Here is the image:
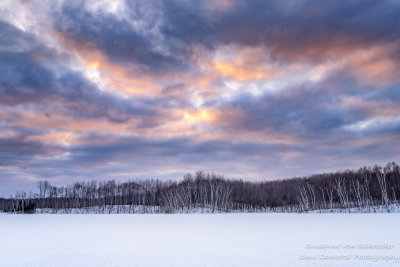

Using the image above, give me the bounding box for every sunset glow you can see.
[1,0,400,194]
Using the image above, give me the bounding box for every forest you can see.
[1,162,399,213]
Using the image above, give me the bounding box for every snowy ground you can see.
[32,203,400,214]
[307,203,400,213]
[1,214,400,267]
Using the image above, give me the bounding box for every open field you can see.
[1,213,400,266]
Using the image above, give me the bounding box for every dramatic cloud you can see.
[1,0,399,195]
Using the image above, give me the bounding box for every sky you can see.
[1,0,400,195]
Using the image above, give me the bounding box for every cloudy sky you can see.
[1,0,400,195]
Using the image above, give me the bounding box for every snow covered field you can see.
[1,214,400,267]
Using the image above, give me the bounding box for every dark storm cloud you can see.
[0,21,57,104]
[0,20,37,51]
[0,51,56,104]
[215,68,400,143]
[54,2,185,72]
[162,0,400,60]
[217,80,355,136]
[161,1,217,46]
[368,86,400,102]
[0,51,160,126]
[44,135,301,171]
[0,137,62,166]
[0,21,162,126]
[53,72,162,124]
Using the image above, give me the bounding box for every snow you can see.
[1,213,400,267]
[307,203,400,213]
[35,205,162,214]
[33,205,298,214]
[33,203,400,214]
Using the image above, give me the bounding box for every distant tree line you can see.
[1,162,399,213]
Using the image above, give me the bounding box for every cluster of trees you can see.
[1,162,399,213]
[296,162,400,211]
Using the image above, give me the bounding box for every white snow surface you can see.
[1,213,400,267]
[307,203,400,213]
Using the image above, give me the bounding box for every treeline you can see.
[1,162,399,213]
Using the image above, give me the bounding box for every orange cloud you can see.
[213,61,268,81]
[24,132,76,146]
[348,45,399,86]
[52,30,236,105]
[277,40,400,86]
[183,109,217,123]
[211,46,281,82]
[196,106,303,145]
[265,40,400,86]
[52,30,162,97]
[1,105,219,144]
[7,105,301,146]
[144,108,220,138]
